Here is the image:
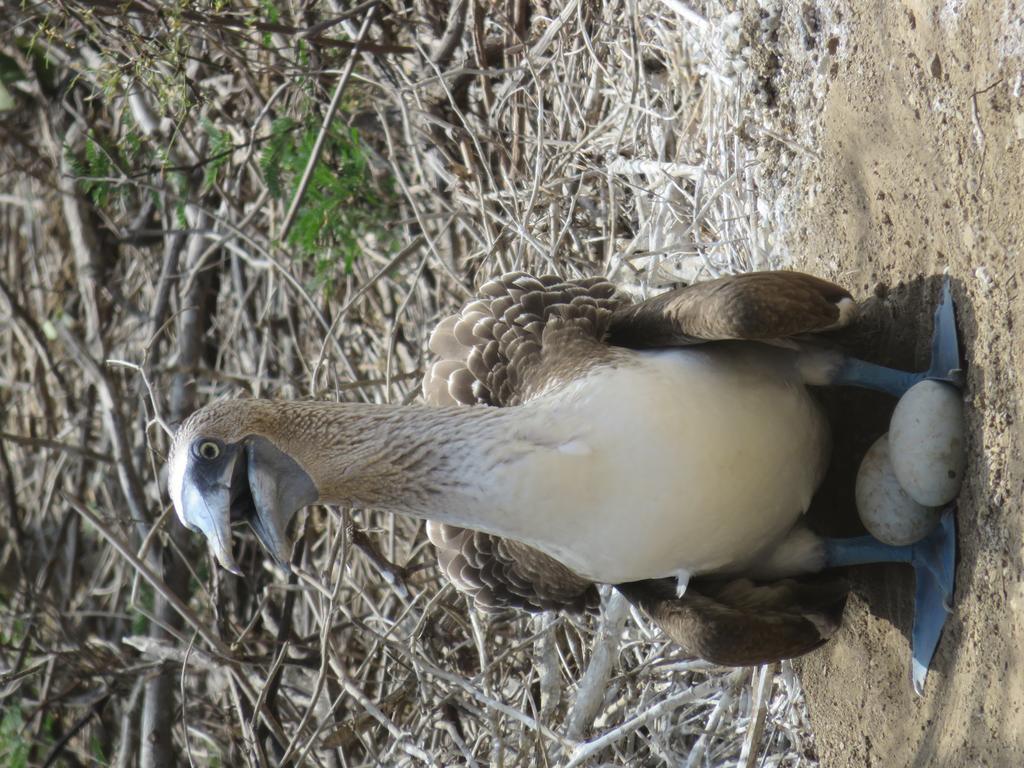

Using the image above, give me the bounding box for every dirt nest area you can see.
[755,2,1024,765]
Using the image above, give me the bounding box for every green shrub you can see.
[260,117,395,283]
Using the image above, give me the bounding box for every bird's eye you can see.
[194,440,221,460]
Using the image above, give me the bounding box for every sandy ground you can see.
[758,2,1024,765]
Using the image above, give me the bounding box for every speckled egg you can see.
[889,380,966,507]
[856,433,943,545]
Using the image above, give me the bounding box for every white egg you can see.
[856,434,942,545]
[889,380,966,506]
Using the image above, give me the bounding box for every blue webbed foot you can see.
[822,507,956,695]
[924,278,963,387]
[831,277,963,396]
[909,509,956,695]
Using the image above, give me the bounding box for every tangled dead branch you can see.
[1,0,823,764]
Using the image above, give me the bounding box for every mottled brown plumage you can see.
[427,522,599,613]
[422,272,624,408]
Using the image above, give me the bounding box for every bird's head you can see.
[167,400,318,574]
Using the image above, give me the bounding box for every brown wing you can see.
[422,272,624,612]
[427,522,599,613]
[607,271,853,348]
[617,577,848,666]
[422,272,624,408]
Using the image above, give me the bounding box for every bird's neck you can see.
[266,401,533,521]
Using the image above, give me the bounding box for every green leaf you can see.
[257,117,396,288]
[65,136,115,207]
[202,119,233,191]
[0,706,30,768]
[89,733,106,762]
[0,82,14,112]
[0,53,24,86]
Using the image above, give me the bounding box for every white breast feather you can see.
[476,346,830,584]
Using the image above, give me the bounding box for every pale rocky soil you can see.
[754,1,1024,765]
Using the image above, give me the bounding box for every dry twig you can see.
[1,0,819,764]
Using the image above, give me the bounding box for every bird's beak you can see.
[242,436,318,570]
[177,437,317,575]
[179,446,245,575]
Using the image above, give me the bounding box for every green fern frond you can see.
[202,119,233,190]
[257,117,394,284]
